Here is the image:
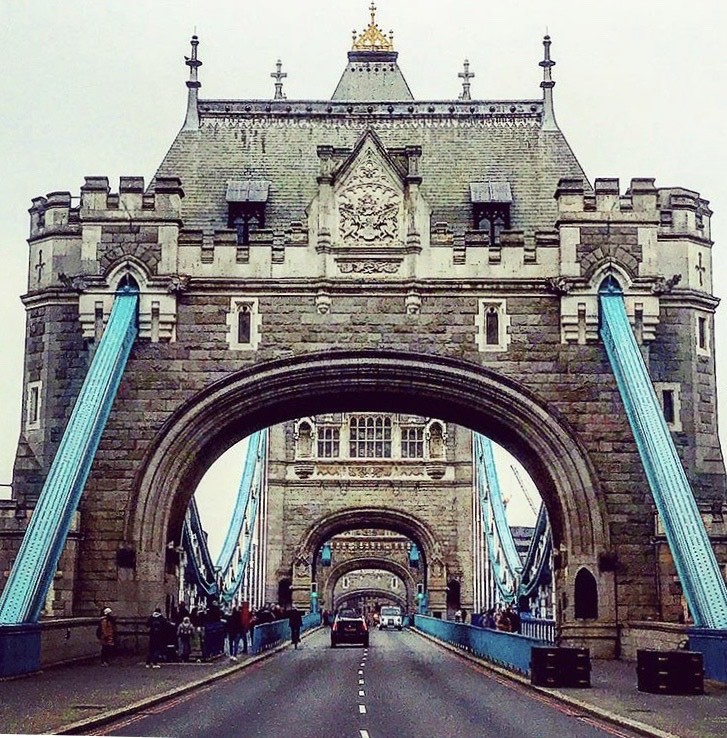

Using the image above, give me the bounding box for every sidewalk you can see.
[1,631,726,737]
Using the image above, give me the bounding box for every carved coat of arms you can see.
[337,149,401,247]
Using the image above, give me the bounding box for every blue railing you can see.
[414,615,549,675]
[0,285,138,624]
[251,612,321,655]
[599,278,727,628]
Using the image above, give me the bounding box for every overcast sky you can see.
[2,1,726,553]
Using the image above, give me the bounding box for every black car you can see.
[331,608,369,647]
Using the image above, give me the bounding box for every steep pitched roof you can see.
[331,50,414,101]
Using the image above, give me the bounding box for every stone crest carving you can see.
[338,261,399,274]
[338,149,401,247]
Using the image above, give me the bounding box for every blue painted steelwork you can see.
[218,430,268,604]
[0,285,138,625]
[688,628,727,683]
[182,497,219,598]
[409,543,420,567]
[414,614,548,675]
[321,542,332,566]
[599,278,727,628]
[215,432,263,575]
[518,503,552,601]
[473,433,522,601]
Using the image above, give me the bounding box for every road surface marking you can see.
[359,704,367,714]
[359,678,365,685]
[359,689,365,696]
[358,669,364,674]
[360,731,370,738]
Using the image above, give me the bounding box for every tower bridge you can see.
[1,2,727,684]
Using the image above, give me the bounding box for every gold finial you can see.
[352,2,394,52]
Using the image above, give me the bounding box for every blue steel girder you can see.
[599,280,727,629]
[0,286,139,624]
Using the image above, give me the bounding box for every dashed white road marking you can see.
[358,678,365,685]
[360,731,370,738]
[359,704,367,714]
[359,689,365,696]
[358,669,364,675]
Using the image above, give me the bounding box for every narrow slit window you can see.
[28,385,40,426]
[238,306,252,344]
[662,389,675,424]
[698,316,707,350]
[485,308,499,345]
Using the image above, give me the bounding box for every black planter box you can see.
[636,649,704,695]
[531,646,591,688]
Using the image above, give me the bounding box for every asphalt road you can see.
[93,628,642,738]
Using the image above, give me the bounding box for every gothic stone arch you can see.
[323,556,418,612]
[121,350,614,652]
[291,512,433,611]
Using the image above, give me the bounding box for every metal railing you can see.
[414,615,549,675]
[519,615,556,643]
[251,612,321,655]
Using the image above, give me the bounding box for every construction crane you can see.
[510,464,541,517]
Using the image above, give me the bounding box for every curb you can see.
[410,628,679,738]
[55,628,320,735]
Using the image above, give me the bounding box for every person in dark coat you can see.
[146,607,166,668]
[226,606,242,661]
[288,606,303,649]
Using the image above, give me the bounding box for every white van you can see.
[378,606,403,630]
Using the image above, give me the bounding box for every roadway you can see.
[91,627,642,738]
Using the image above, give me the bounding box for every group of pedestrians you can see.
[97,599,305,667]
[477,603,522,632]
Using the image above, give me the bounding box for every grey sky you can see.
[2,1,726,552]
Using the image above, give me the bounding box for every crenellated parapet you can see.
[553,176,715,344]
[26,176,185,342]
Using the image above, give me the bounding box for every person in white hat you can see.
[96,607,117,666]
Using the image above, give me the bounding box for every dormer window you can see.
[470,182,512,244]
[226,180,270,245]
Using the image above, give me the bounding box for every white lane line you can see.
[358,669,364,675]
[358,678,365,685]
[359,704,367,714]
[360,731,370,738]
[359,689,365,697]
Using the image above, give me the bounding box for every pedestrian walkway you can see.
[421,631,727,738]
[0,629,725,737]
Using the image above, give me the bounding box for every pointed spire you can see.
[458,59,475,101]
[539,35,558,131]
[271,59,287,100]
[183,34,202,131]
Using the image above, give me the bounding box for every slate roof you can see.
[154,42,588,239]
[332,51,414,101]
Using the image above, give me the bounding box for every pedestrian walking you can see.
[227,606,242,661]
[240,601,252,654]
[288,605,303,649]
[146,607,167,668]
[177,616,194,662]
[96,607,116,666]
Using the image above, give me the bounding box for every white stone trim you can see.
[695,311,711,357]
[226,297,261,351]
[475,299,511,352]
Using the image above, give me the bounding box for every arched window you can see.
[574,567,598,619]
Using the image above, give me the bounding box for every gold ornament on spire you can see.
[352,2,394,52]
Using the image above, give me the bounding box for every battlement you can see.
[29,176,184,240]
[555,177,712,240]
